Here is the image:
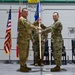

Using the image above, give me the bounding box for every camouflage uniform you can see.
[32,21,47,65]
[17,16,36,67]
[42,20,63,66]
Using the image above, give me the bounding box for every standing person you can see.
[32,18,47,66]
[17,8,37,72]
[42,12,63,72]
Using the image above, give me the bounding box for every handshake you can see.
[37,18,45,34]
[37,27,42,34]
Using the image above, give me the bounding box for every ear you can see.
[58,15,59,18]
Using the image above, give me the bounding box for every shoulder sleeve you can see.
[24,19,37,30]
[54,21,63,30]
[41,24,47,29]
[18,18,22,32]
[33,21,38,25]
[42,26,51,34]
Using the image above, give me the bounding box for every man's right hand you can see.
[37,27,42,34]
[37,27,42,30]
[33,39,35,43]
[37,18,42,24]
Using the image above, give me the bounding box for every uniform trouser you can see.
[33,41,45,63]
[53,40,62,66]
[18,40,30,66]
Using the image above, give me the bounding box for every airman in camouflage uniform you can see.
[17,8,37,72]
[42,12,63,72]
[32,19,47,66]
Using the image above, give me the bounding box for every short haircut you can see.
[53,12,59,16]
[22,8,28,12]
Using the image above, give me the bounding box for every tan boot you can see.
[25,64,31,71]
[35,63,38,66]
[39,59,44,66]
[20,66,29,72]
[35,59,38,66]
[51,65,61,72]
[41,63,44,66]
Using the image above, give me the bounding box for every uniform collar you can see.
[21,16,27,20]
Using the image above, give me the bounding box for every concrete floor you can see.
[0,61,75,75]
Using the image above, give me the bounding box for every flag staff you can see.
[38,2,42,60]
[8,6,11,64]
[4,6,12,64]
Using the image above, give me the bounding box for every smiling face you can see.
[53,12,59,22]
